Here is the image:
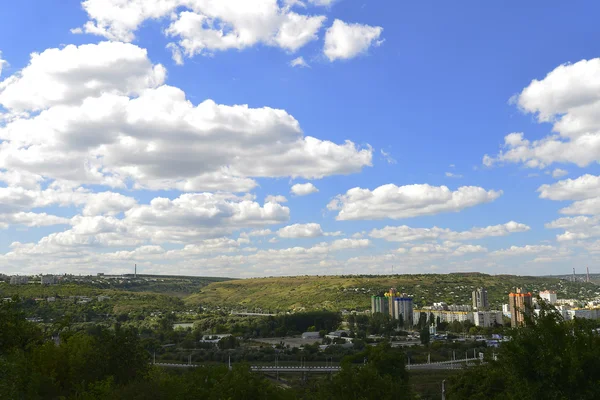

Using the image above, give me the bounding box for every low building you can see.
[426,303,472,312]
[327,330,350,338]
[539,290,557,305]
[301,332,321,340]
[473,311,503,327]
[414,309,474,325]
[40,275,57,285]
[566,308,600,320]
[429,324,437,335]
[556,299,580,307]
[10,276,28,285]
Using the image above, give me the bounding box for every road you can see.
[155,357,482,372]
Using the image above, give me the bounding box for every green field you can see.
[185,273,600,312]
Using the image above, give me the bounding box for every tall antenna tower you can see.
[587,266,590,283]
[573,267,576,282]
[134,264,137,278]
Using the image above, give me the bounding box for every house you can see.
[301,332,321,340]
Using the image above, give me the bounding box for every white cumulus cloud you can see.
[484,58,600,168]
[551,168,568,178]
[538,174,600,215]
[0,42,166,113]
[76,0,327,60]
[370,221,530,242]
[328,184,502,220]
[0,55,372,191]
[290,56,310,68]
[291,182,319,196]
[265,195,288,203]
[491,245,555,257]
[278,223,324,238]
[0,51,7,77]
[324,19,383,61]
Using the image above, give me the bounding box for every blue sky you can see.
[1,0,600,277]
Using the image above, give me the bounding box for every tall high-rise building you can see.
[472,287,489,310]
[384,288,413,325]
[371,295,389,315]
[509,288,532,327]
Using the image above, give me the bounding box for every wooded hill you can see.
[184,273,600,312]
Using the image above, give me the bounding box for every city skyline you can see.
[2,1,600,277]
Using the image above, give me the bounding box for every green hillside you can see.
[184,273,600,312]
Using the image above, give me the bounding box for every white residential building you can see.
[473,311,503,327]
[40,275,57,285]
[10,276,28,285]
[415,309,474,325]
[539,290,557,305]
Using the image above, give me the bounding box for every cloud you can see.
[123,193,290,242]
[4,192,290,252]
[0,42,166,113]
[370,221,530,242]
[538,174,600,215]
[278,223,324,238]
[538,174,600,201]
[380,149,396,164]
[551,168,568,178]
[247,229,273,237]
[0,51,7,77]
[76,0,326,60]
[328,184,502,220]
[491,245,555,257]
[397,242,487,257]
[560,198,600,215]
[265,195,288,203]
[0,60,372,191]
[165,10,326,57]
[0,185,135,216]
[166,43,184,65]
[284,0,338,7]
[81,192,138,216]
[545,215,600,241]
[323,19,383,61]
[0,212,70,229]
[484,58,600,168]
[445,172,462,178]
[291,182,319,196]
[290,56,310,68]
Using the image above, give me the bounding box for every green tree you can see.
[448,305,600,400]
[218,335,239,350]
[309,342,412,400]
[420,326,430,345]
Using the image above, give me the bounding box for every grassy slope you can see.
[184,273,600,312]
